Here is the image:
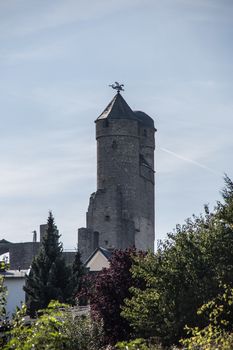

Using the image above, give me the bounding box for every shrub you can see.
[4,301,104,350]
[115,338,177,350]
[180,285,233,350]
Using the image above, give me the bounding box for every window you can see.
[93,231,99,249]
[112,140,117,150]
[103,120,109,128]
[105,215,110,222]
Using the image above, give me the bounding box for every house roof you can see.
[99,247,113,260]
[84,246,113,266]
[134,110,155,130]
[96,93,156,130]
[0,239,11,244]
[96,93,138,122]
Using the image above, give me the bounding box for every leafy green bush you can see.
[62,311,104,350]
[116,338,149,350]
[181,285,233,350]
[0,275,7,320]
[4,301,104,350]
[115,338,170,350]
[0,275,8,347]
[0,260,10,272]
[114,338,178,350]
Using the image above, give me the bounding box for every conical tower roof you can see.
[96,93,137,122]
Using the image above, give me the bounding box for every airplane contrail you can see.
[159,147,222,176]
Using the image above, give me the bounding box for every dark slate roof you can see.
[0,239,11,244]
[96,93,137,122]
[134,110,155,129]
[96,93,156,130]
[99,247,113,260]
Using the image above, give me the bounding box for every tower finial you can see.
[109,81,124,93]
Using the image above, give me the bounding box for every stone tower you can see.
[78,91,156,261]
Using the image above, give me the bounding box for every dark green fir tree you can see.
[24,212,71,316]
[68,249,85,305]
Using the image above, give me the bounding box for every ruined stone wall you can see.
[78,228,95,262]
[10,242,40,270]
[135,124,155,250]
[87,188,122,249]
[0,240,75,270]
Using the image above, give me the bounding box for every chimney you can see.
[32,230,37,242]
[40,224,48,242]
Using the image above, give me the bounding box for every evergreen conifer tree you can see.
[24,212,71,316]
[68,249,85,305]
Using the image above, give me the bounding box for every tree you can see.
[215,174,233,232]
[181,285,233,350]
[122,176,233,346]
[68,249,86,305]
[24,212,71,316]
[84,248,144,345]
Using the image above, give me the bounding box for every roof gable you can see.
[96,93,137,122]
[85,247,112,272]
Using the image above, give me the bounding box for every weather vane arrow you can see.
[109,81,124,93]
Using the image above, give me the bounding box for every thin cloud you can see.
[0,43,66,64]
[159,147,222,176]
[0,0,144,39]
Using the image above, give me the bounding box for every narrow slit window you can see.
[103,120,109,128]
[112,140,117,149]
[105,215,110,222]
[93,231,99,249]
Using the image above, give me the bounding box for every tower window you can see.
[105,215,110,222]
[103,120,109,128]
[143,129,147,137]
[112,140,117,150]
[93,231,99,249]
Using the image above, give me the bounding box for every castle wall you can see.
[135,124,155,250]
[87,188,122,249]
[96,119,140,249]
[78,228,95,262]
[96,119,139,193]
[0,241,75,270]
[10,242,40,270]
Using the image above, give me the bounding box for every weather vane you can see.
[109,82,124,93]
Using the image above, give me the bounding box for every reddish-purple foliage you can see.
[85,248,145,344]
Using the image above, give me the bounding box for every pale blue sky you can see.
[0,0,232,249]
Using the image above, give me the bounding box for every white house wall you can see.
[3,271,27,317]
[86,251,110,271]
